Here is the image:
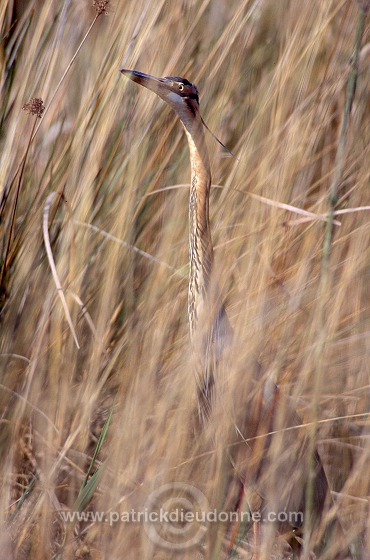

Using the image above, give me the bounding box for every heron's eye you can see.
[178,84,184,91]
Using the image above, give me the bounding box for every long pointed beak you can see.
[120,69,164,95]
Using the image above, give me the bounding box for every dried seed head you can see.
[93,0,110,15]
[22,98,45,118]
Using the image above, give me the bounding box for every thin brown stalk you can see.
[0,114,38,303]
[304,4,369,555]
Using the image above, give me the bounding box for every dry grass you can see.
[0,1,369,558]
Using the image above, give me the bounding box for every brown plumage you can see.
[121,70,230,415]
[120,69,350,558]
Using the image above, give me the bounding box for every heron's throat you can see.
[184,126,213,338]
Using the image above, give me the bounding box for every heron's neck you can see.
[183,121,213,339]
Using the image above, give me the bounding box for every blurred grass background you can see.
[0,0,369,558]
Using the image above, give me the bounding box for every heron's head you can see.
[121,69,200,124]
